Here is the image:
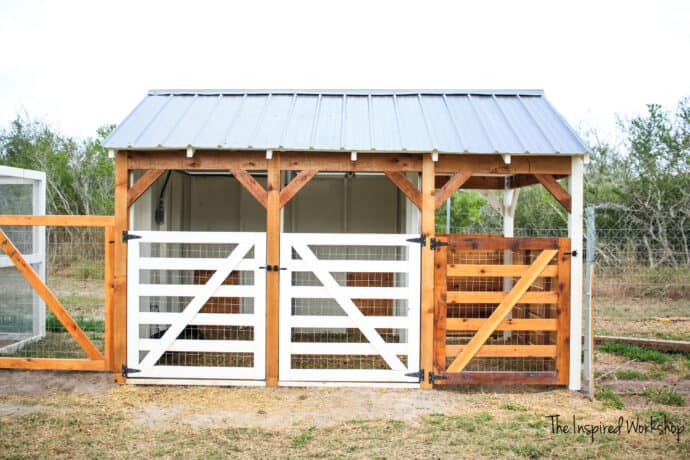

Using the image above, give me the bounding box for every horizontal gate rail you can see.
[434,235,571,385]
[0,215,114,372]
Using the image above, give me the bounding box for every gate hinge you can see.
[565,250,578,257]
[405,369,425,382]
[259,265,287,271]
[428,372,448,383]
[430,238,449,250]
[122,231,142,243]
[406,235,427,247]
[121,364,141,377]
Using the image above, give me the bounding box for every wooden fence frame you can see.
[0,215,115,371]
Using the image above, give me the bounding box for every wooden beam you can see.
[384,171,422,209]
[446,291,558,304]
[104,226,115,371]
[534,174,572,212]
[446,249,558,373]
[0,215,115,227]
[511,174,567,189]
[230,169,268,208]
[420,154,435,388]
[446,345,557,358]
[556,238,571,385]
[438,371,557,385]
[127,169,165,208]
[127,151,268,170]
[434,171,471,209]
[280,170,318,208]
[447,264,558,278]
[436,155,571,175]
[446,236,559,251]
[265,152,281,386]
[113,152,128,383]
[282,152,422,172]
[0,229,104,361]
[446,318,558,332]
[0,358,106,371]
[433,239,448,378]
[435,175,505,190]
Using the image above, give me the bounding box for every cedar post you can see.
[266,152,281,386]
[420,153,435,388]
[113,152,129,382]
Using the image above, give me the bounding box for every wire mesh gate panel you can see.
[433,236,570,385]
[126,231,266,381]
[279,233,420,384]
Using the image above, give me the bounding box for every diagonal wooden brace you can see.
[446,249,558,373]
[0,229,105,361]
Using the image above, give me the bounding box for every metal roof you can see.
[104,89,588,155]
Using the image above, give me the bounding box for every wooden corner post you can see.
[266,152,281,386]
[420,153,435,388]
[113,151,128,382]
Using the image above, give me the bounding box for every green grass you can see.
[599,342,674,364]
[291,426,316,449]
[501,402,528,411]
[595,387,625,409]
[642,387,687,407]
[615,369,647,380]
[45,312,104,332]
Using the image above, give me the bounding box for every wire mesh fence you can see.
[0,226,105,359]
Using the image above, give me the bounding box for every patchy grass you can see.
[501,401,528,411]
[643,387,687,407]
[599,342,675,364]
[596,387,625,409]
[615,369,647,380]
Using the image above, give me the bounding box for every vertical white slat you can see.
[127,236,142,369]
[568,156,584,391]
[405,239,421,374]
[279,235,293,381]
[252,234,267,379]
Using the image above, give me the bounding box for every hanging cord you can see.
[154,171,173,225]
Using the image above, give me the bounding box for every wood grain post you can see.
[113,151,129,383]
[556,238,571,385]
[420,154,435,388]
[104,225,115,370]
[266,152,281,386]
[433,241,448,376]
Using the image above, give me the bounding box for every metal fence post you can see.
[583,206,596,397]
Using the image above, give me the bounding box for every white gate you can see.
[279,233,420,384]
[127,231,265,382]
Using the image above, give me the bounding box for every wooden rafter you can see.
[127,169,165,208]
[280,170,318,208]
[384,171,422,209]
[534,174,572,212]
[434,171,471,209]
[445,249,558,373]
[0,229,105,362]
[230,169,268,208]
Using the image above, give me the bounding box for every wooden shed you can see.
[0,89,588,390]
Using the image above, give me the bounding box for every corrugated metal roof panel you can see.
[104,89,588,154]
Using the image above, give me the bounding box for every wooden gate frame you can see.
[0,215,115,371]
[433,236,571,385]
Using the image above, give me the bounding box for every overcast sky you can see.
[1,0,688,143]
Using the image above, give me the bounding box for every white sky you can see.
[1,0,688,143]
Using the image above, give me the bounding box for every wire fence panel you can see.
[0,225,108,365]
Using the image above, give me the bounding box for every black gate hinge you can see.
[122,231,142,243]
[428,372,448,383]
[430,238,449,250]
[565,250,578,257]
[259,265,287,271]
[121,364,141,377]
[405,369,425,382]
[406,235,427,247]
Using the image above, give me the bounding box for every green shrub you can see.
[615,370,646,380]
[599,342,673,364]
[74,258,104,280]
[595,387,625,409]
[642,387,687,407]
